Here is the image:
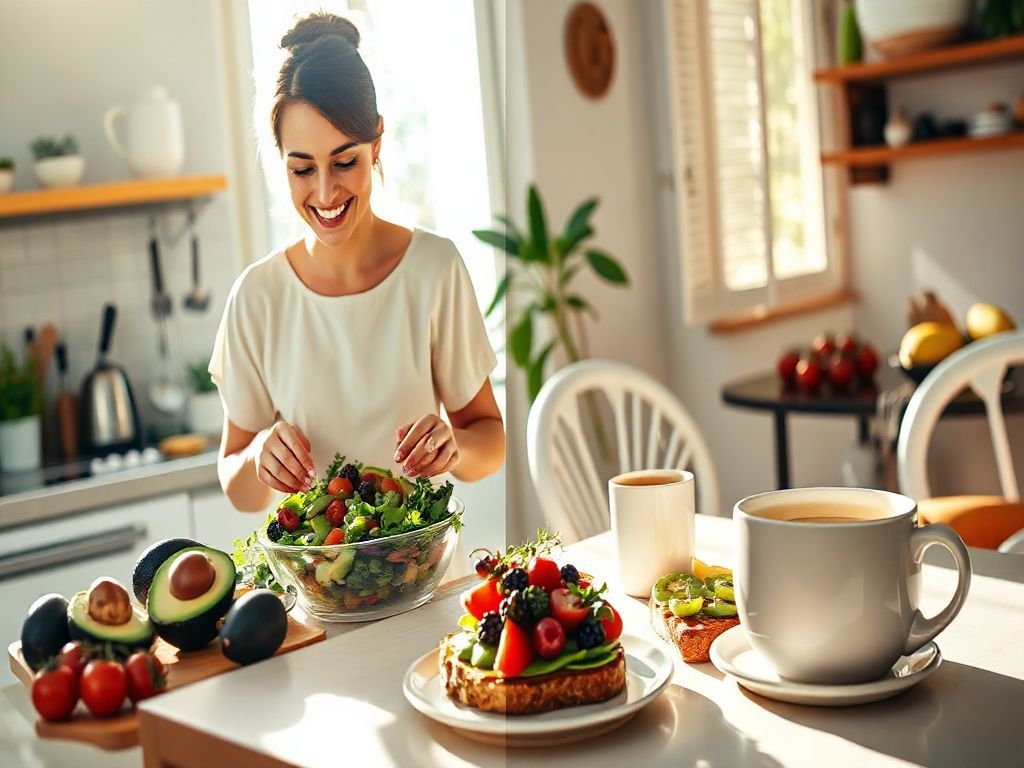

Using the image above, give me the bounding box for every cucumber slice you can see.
[704,599,738,618]
[310,515,332,544]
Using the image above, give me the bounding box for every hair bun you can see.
[281,12,360,51]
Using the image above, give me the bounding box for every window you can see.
[666,0,841,325]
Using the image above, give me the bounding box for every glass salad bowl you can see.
[258,498,462,622]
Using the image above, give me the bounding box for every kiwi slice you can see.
[714,579,735,602]
[704,599,738,618]
[669,595,703,617]
[653,573,703,605]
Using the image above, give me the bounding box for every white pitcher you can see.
[104,86,185,178]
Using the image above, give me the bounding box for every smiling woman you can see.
[210,12,505,514]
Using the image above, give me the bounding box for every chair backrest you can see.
[898,330,1024,503]
[527,359,720,542]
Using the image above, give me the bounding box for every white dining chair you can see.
[527,359,720,543]
[897,330,1024,554]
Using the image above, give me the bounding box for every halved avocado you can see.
[133,537,202,603]
[147,546,235,652]
[67,591,154,650]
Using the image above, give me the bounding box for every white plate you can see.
[402,634,673,746]
[710,627,941,706]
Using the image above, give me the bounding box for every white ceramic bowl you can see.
[33,155,85,188]
[0,169,13,194]
[856,0,970,56]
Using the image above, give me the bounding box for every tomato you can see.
[461,578,502,620]
[837,334,858,355]
[527,557,562,593]
[532,617,566,659]
[599,603,624,643]
[125,652,167,703]
[811,332,836,358]
[32,665,78,722]
[327,477,353,497]
[277,507,300,533]
[857,343,879,381]
[59,641,86,677]
[795,356,821,392]
[360,471,382,487]
[549,588,590,632]
[324,528,345,546]
[827,353,856,390]
[776,350,800,385]
[495,619,534,677]
[325,499,345,527]
[380,477,402,496]
[80,659,127,718]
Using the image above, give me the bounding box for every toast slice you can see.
[649,598,739,663]
[439,634,627,715]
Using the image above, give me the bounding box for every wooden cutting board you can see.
[8,614,325,750]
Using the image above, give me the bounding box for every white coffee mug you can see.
[609,469,694,597]
[734,487,971,685]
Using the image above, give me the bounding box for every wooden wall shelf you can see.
[815,34,1024,84]
[0,174,228,220]
[822,131,1024,167]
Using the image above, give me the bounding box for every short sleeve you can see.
[208,277,276,433]
[431,248,498,412]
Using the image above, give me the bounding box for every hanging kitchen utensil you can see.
[35,324,57,459]
[80,304,142,454]
[147,228,186,415]
[183,205,210,312]
[55,341,78,459]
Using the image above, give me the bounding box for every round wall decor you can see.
[564,2,615,99]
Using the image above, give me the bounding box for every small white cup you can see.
[609,469,695,597]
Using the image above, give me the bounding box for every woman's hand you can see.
[254,421,316,494]
[394,414,460,478]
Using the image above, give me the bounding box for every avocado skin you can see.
[152,585,234,652]
[21,594,70,671]
[132,537,202,603]
[219,590,288,665]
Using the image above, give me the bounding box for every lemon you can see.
[966,303,1016,341]
[899,322,963,368]
[691,557,732,582]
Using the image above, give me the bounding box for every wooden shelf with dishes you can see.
[0,174,228,220]
[814,34,1024,184]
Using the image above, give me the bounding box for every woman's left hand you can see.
[394,414,460,478]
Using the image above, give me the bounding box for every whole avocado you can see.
[21,594,70,671]
[133,537,202,603]
[219,590,287,666]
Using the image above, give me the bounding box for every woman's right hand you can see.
[253,421,316,494]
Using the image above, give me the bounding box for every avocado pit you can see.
[87,578,133,625]
[169,551,216,600]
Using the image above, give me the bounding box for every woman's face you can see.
[278,101,381,248]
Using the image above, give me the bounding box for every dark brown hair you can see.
[271,12,380,152]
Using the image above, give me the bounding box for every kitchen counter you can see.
[0,451,219,532]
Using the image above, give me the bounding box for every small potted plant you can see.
[185,361,222,436]
[31,134,84,189]
[0,343,42,473]
[0,157,14,194]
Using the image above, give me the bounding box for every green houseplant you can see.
[0,343,42,472]
[31,134,84,189]
[473,185,630,402]
[185,360,222,436]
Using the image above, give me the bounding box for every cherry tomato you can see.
[380,477,402,496]
[827,353,856,390]
[777,350,800,384]
[461,578,502,620]
[277,507,300,533]
[80,659,127,718]
[496,618,534,677]
[324,528,345,546]
[599,602,624,643]
[532,617,566,659]
[125,652,167,703]
[811,332,836,358]
[327,477,354,497]
[59,641,86,677]
[549,588,590,632]
[527,557,562,593]
[857,343,879,381]
[837,334,859,355]
[795,356,821,392]
[325,499,345,527]
[32,665,78,722]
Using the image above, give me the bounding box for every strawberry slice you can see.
[461,578,502,620]
[496,619,534,677]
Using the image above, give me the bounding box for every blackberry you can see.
[499,590,530,626]
[358,481,377,505]
[560,564,580,585]
[502,567,528,595]
[340,463,360,487]
[266,520,284,542]
[477,611,504,646]
[521,585,550,622]
[576,619,606,650]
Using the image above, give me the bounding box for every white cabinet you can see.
[0,493,191,687]
[189,487,263,554]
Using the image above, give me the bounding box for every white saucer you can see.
[402,634,673,746]
[709,627,941,706]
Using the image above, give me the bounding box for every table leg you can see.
[858,414,871,445]
[773,412,790,490]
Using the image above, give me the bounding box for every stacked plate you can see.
[856,0,970,58]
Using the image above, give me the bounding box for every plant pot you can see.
[34,155,85,189]
[0,168,13,194]
[0,415,42,473]
[186,390,223,436]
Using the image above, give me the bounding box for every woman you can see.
[210,12,504,512]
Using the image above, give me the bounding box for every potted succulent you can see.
[0,157,13,194]
[185,361,223,436]
[31,134,84,189]
[0,343,42,473]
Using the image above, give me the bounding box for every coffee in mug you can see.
[734,487,971,685]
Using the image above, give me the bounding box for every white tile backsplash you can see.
[0,229,26,266]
